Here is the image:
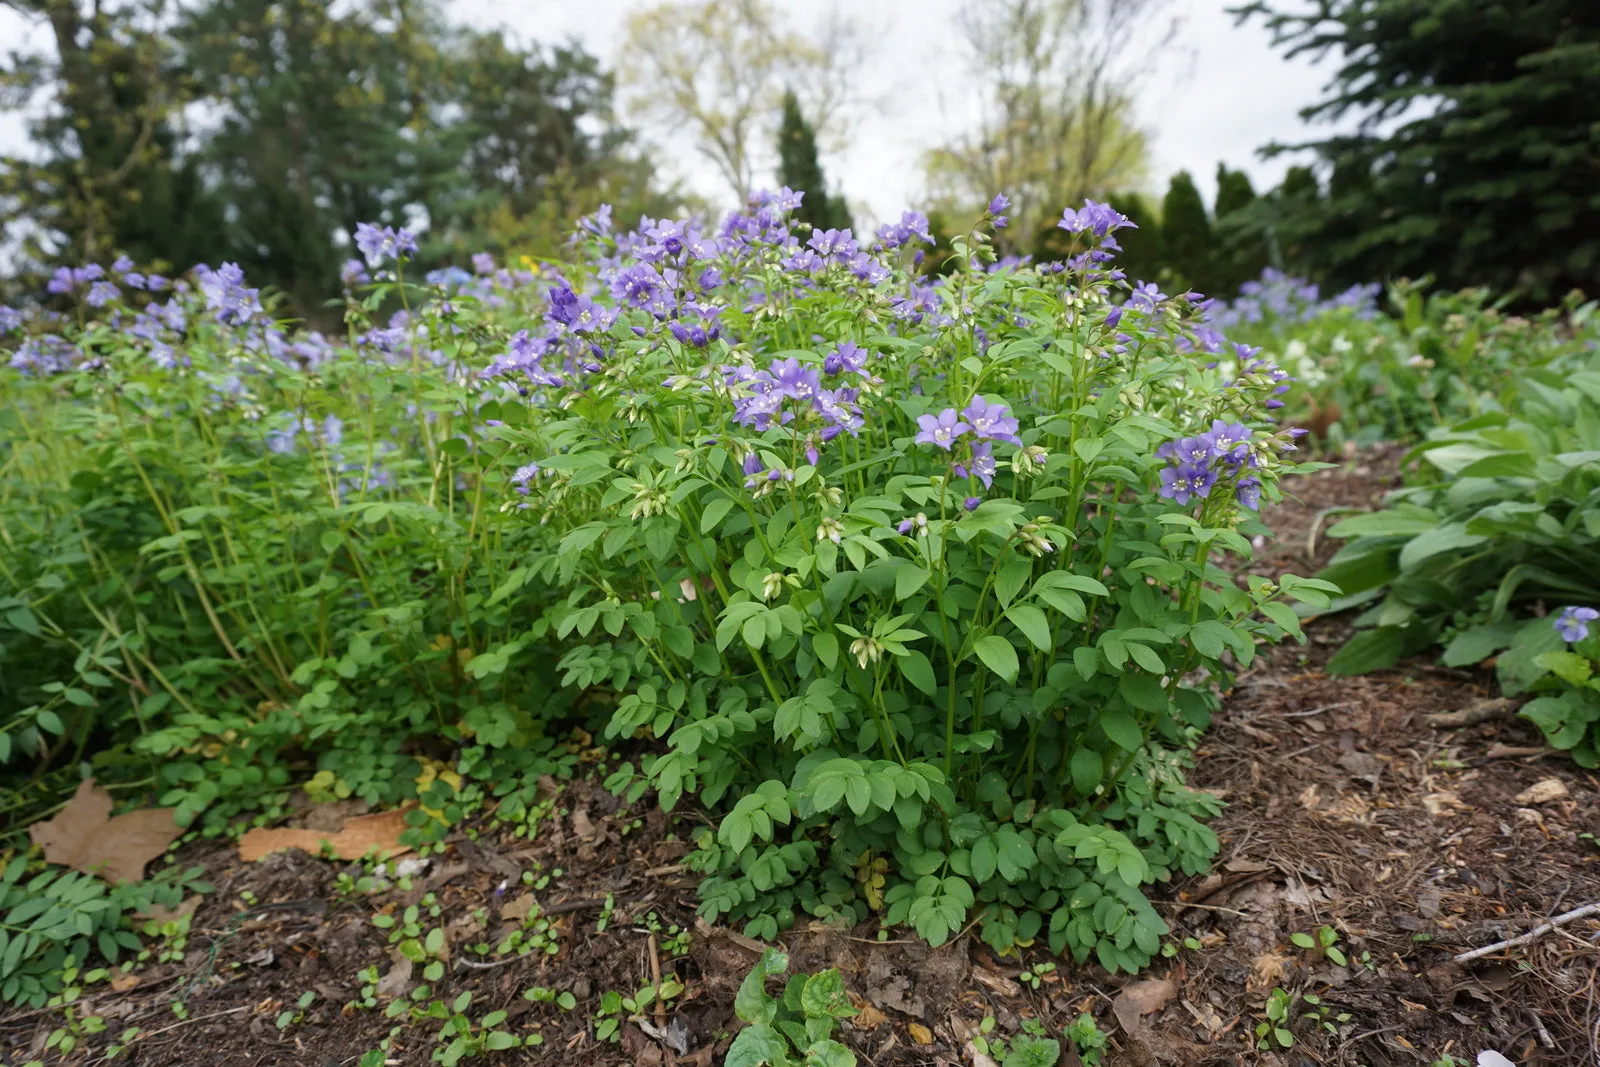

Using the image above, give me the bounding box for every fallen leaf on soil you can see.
[1477,1052,1515,1067]
[1514,778,1568,805]
[500,892,537,923]
[571,808,600,841]
[1250,952,1290,991]
[963,1041,999,1067]
[376,954,413,998]
[1111,979,1176,1035]
[28,778,182,884]
[1421,791,1467,816]
[1298,784,1321,810]
[849,997,889,1030]
[134,895,202,923]
[907,1022,934,1046]
[1224,858,1271,874]
[1181,998,1224,1035]
[301,798,371,832]
[237,809,411,862]
[110,973,140,993]
[970,966,1020,998]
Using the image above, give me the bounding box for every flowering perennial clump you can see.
[1,191,1337,974]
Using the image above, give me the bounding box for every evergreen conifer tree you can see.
[777,90,850,233]
[1160,170,1213,294]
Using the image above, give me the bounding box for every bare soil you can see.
[5,449,1598,1067]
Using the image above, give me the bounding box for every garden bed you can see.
[4,453,1595,1066]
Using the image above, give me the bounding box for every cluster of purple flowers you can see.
[1156,420,1262,509]
[195,262,263,326]
[1224,347,1294,409]
[353,222,419,269]
[729,350,865,450]
[1211,268,1380,329]
[1554,606,1598,643]
[875,211,934,250]
[910,397,1021,491]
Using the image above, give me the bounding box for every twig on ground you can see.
[1425,697,1517,729]
[456,955,520,971]
[136,1004,252,1042]
[647,932,667,1029]
[1282,702,1356,719]
[1455,901,1600,963]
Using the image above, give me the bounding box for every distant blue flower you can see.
[354,222,417,268]
[1554,606,1598,643]
[770,358,820,401]
[85,280,119,307]
[196,262,263,326]
[876,211,933,249]
[915,408,969,450]
[964,496,982,511]
[0,306,22,332]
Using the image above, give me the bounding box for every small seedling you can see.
[1256,987,1295,1050]
[593,977,684,1042]
[724,948,859,1066]
[1291,924,1348,966]
[1017,960,1056,990]
[277,990,316,1030]
[1301,993,1352,1035]
[1065,1013,1109,1066]
[523,986,577,1011]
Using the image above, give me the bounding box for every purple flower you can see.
[770,358,820,401]
[970,442,997,488]
[1554,606,1598,643]
[914,408,970,450]
[0,306,21,332]
[897,518,914,536]
[195,262,263,326]
[511,462,542,495]
[988,193,1009,229]
[1235,477,1262,510]
[85,280,120,308]
[353,222,417,267]
[1057,199,1136,238]
[876,211,933,249]
[964,496,982,512]
[1158,463,1217,506]
[807,228,858,262]
[824,341,869,377]
[1208,420,1252,463]
[961,397,1021,445]
[472,252,495,275]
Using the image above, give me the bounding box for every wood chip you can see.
[1514,779,1569,805]
[970,966,1020,998]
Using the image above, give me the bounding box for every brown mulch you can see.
[4,448,1598,1067]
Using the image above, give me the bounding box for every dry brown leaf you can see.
[500,892,538,924]
[963,1041,999,1067]
[1297,784,1321,810]
[1111,978,1176,1035]
[1250,952,1290,991]
[849,997,889,1030]
[1224,858,1272,874]
[970,966,1021,998]
[134,894,202,924]
[571,808,600,842]
[376,953,414,998]
[1514,778,1569,805]
[237,809,411,863]
[907,1022,934,1046]
[28,778,181,884]
[110,973,140,993]
[1421,791,1467,817]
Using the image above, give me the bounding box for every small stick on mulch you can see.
[1454,901,1600,963]
[1425,697,1517,729]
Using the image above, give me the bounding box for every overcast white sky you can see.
[0,0,1339,230]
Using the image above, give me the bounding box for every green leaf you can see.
[1005,605,1053,652]
[701,497,736,534]
[725,1022,792,1067]
[973,636,1020,683]
[1258,600,1305,640]
[812,632,839,671]
[896,565,932,601]
[805,1038,856,1067]
[1327,627,1405,675]
[898,650,937,695]
[1397,523,1487,571]
[1069,748,1103,794]
[1290,932,1314,949]
[1100,710,1141,751]
[996,560,1033,608]
[734,949,788,1026]
[970,836,998,882]
[1534,650,1592,687]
